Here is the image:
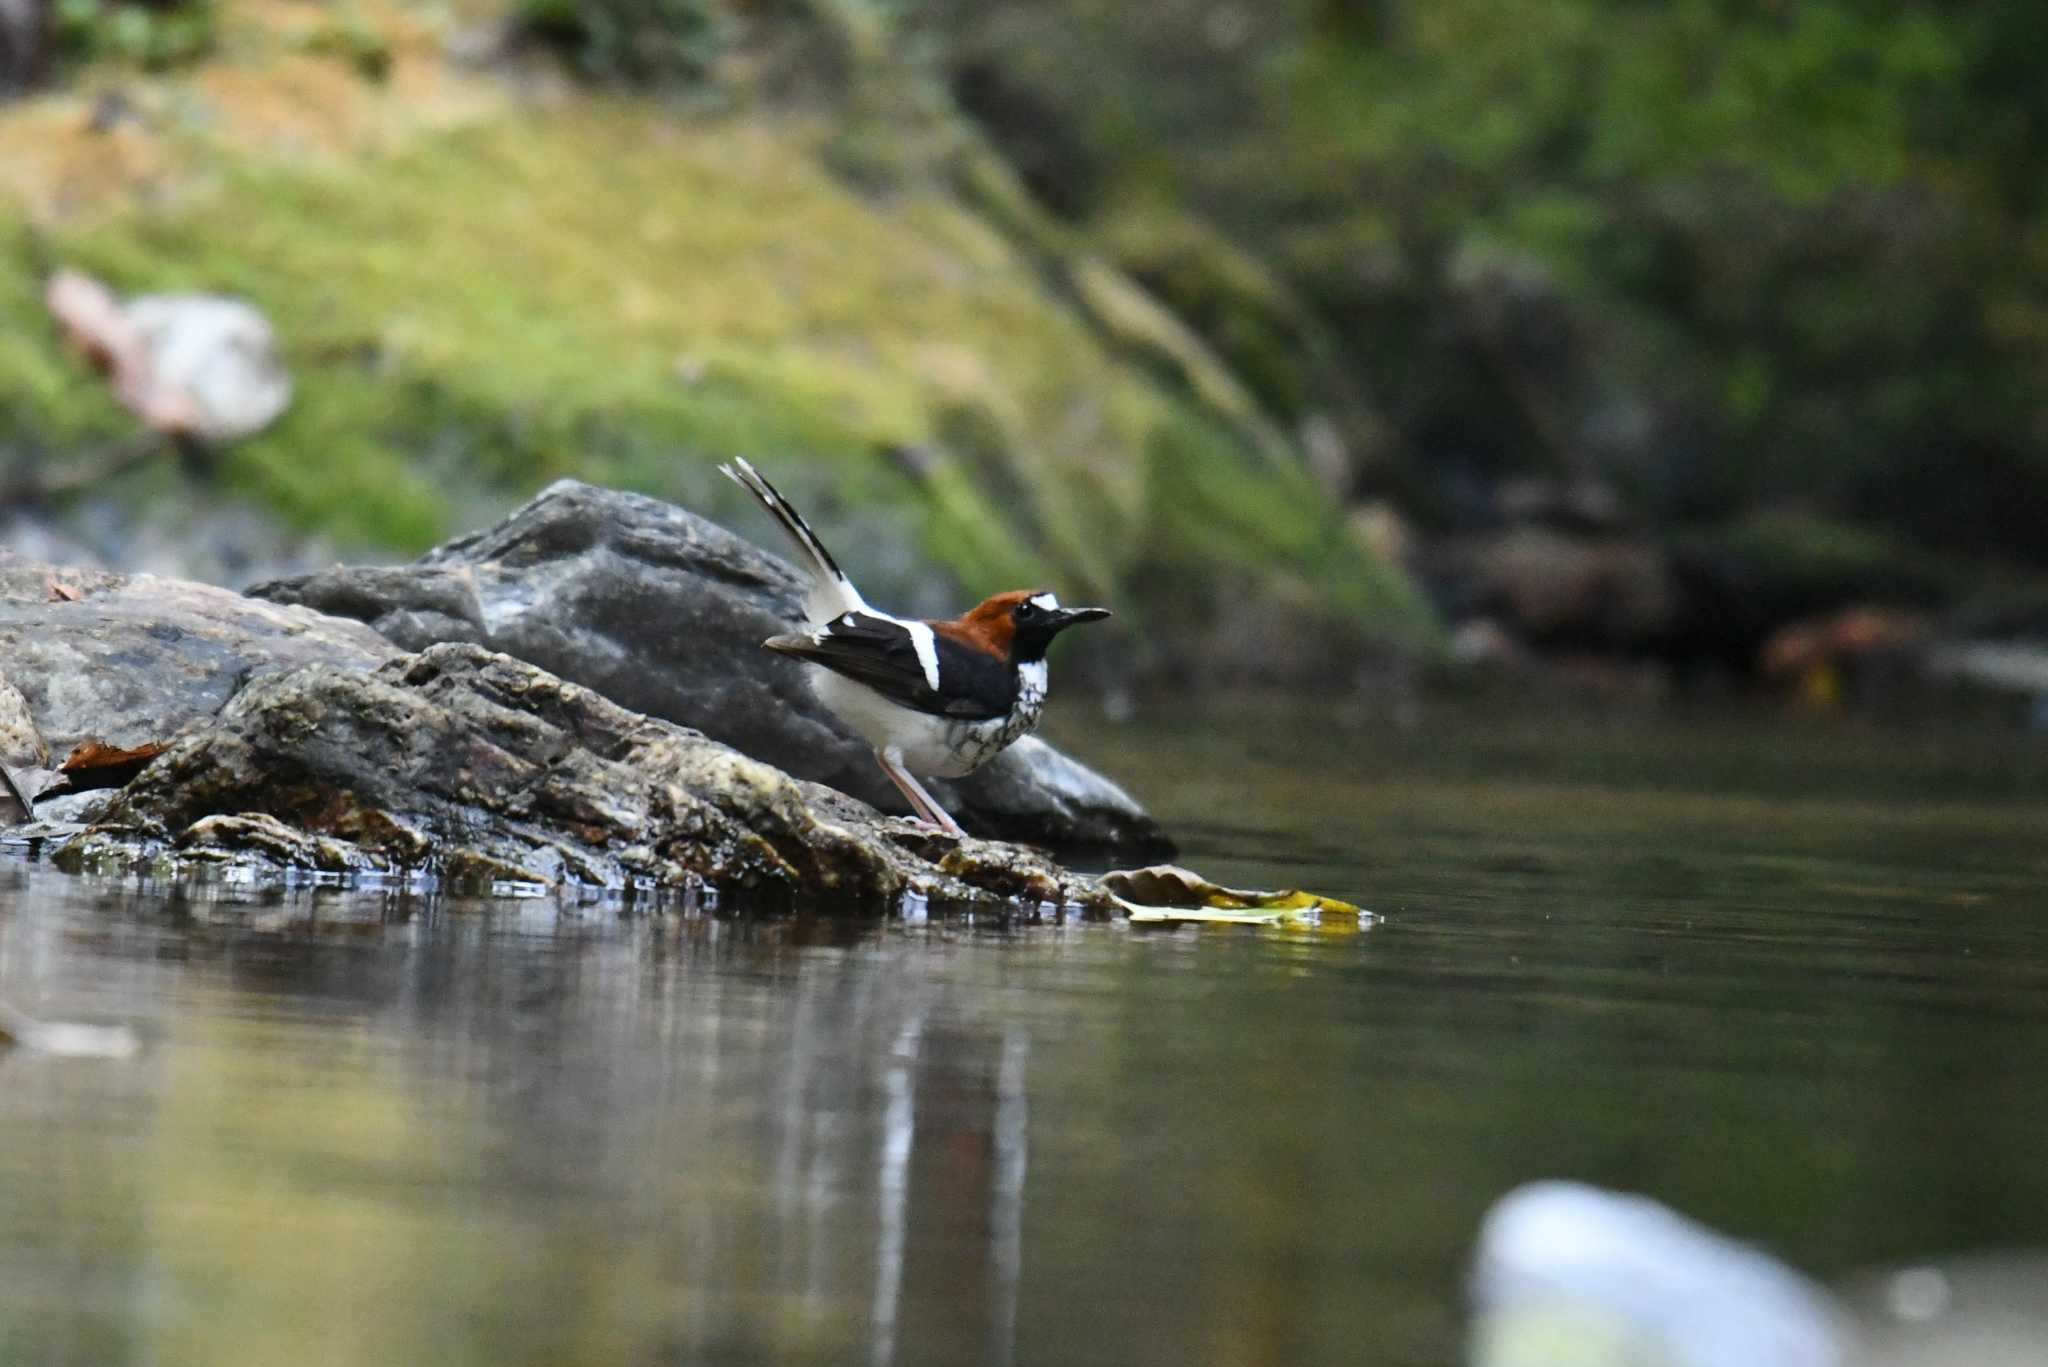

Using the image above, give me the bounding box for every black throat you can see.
[1008,626,1065,665]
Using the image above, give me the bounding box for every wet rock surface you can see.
[0,553,395,755]
[58,642,1107,912]
[251,480,1168,850]
[0,671,45,772]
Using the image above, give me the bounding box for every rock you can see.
[1449,527,1677,653]
[125,290,293,441]
[70,643,1110,912]
[250,480,1169,850]
[175,813,395,876]
[1447,618,1530,671]
[1472,1182,2048,1367]
[1470,1181,1848,1367]
[0,673,40,822]
[1925,592,2048,699]
[0,671,46,771]
[0,497,342,589]
[1924,641,2048,696]
[24,789,118,825]
[0,0,45,96]
[1494,476,1626,533]
[0,553,396,756]
[1837,1254,2048,1365]
[44,269,291,442]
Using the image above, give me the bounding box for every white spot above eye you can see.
[1028,592,1060,612]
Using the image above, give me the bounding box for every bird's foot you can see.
[875,750,968,839]
[891,814,963,840]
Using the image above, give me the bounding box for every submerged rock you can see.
[0,554,395,755]
[251,480,1168,850]
[66,642,1107,912]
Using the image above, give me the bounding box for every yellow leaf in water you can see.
[1098,865,1371,929]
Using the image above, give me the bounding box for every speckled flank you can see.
[945,659,1047,774]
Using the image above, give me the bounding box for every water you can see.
[1,699,2044,1367]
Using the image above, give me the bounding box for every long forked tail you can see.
[719,458,866,619]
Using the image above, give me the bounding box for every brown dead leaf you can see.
[53,738,170,792]
[45,577,84,602]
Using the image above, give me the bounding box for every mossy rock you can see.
[1097,207,1324,421]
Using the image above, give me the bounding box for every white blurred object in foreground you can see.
[46,268,291,442]
[1469,1182,2048,1367]
[1468,1181,1848,1367]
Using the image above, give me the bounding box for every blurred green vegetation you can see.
[52,0,215,70]
[510,0,729,85]
[933,0,2048,563]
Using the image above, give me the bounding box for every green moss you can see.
[53,0,215,72]
[510,0,731,87]
[1117,235,1311,418]
[1139,405,1440,651]
[298,14,396,84]
[3,95,1435,653]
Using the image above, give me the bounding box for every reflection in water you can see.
[990,1029,1029,1367]
[0,702,2046,1367]
[872,1013,920,1367]
[0,868,1063,1367]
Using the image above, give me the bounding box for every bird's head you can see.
[958,589,1111,663]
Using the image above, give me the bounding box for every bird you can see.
[720,458,1110,838]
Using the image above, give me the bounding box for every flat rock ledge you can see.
[39,643,1112,914]
[0,554,395,755]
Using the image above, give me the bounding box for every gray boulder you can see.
[65,642,1107,911]
[0,555,395,755]
[250,480,1168,850]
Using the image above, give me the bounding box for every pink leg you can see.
[876,749,966,837]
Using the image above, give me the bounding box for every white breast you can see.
[808,658,1050,779]
[1016,659,1048,702]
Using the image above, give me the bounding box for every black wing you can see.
[767,612,1015,720]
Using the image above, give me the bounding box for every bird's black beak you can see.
[1051,606,1112,630]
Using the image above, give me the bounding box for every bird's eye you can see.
[1014,601,1040,622]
